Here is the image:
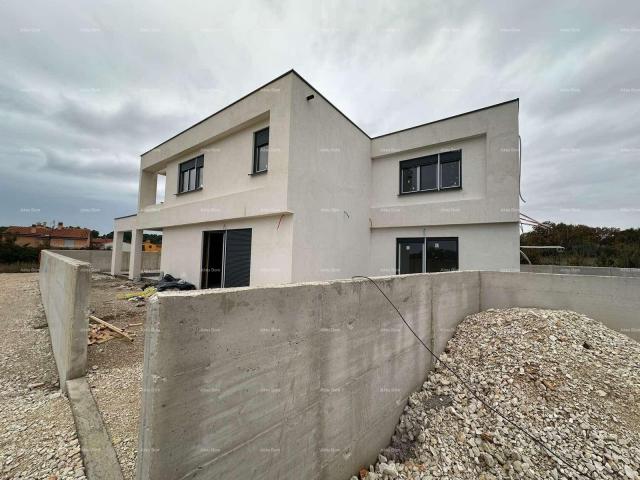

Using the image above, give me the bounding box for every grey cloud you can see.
[0,0,639,232]
[42,148,139,179]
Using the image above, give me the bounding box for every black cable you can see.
[352,275,589,479]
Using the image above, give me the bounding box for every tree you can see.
[0,239,40,264]
[520,222,640,268]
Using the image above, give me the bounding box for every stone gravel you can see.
[355,308,640,480]
[85,273,147,480]
[0,273,86,480]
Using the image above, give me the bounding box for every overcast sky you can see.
[1,0,639,234]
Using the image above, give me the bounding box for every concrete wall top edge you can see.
[155,270,480,299]
[42,250,92,268]
[483,271,640,281]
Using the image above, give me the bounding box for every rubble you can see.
[356,308,640,480]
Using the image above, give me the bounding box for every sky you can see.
[1,0,639,234]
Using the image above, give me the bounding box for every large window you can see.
[397,237,458,274]
[399,150,461,194]
[178,155,203,194]
[252,127,269,174]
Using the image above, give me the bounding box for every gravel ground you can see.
[86,273,147,480]
[357,308,640,480]
[0,273,86,480]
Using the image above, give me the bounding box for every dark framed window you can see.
[439,150,461,189]
[425,238,458,272]
[399,150,461,194]
[252,127,269,173]
[397,238,425,274]
[396,237,458,274]
[178,155,204,194]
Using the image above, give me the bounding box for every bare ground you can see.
[0,273,85,480]
[85,273,147,480]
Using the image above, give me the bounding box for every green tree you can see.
[520,223,640,268]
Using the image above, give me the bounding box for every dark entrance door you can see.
[201,231,225,288]
[397,238,425,274]
[201,228,252,289]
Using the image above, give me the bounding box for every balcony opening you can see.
[156,173,166,204]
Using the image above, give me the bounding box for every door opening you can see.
[201,228,252,289]
[201,231,225,288]
[397,238,425,274]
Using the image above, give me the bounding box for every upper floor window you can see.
[399,150,461,194]
[178,155,203,194]
[252,127,269,174]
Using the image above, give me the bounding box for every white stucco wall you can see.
[369,222,521,276]
[160,214,293,288]
[286,75,372,283]
[134,74,294,230]
[162,118,271,208]
[370,100,520,228]
[119,71,521,288]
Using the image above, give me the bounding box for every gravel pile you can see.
[355,308,640,480]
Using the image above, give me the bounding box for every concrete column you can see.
[138,170,157,210]
[110,231,125,276]
[129,229,143,280]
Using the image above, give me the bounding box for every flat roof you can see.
[141,69,518,155]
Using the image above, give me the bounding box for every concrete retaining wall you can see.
[48,250,161,273]
[137,271,640,480]
[521,264,640,277]
[39,251,91,391]
[137,272,480,480]
[480,271,640,342]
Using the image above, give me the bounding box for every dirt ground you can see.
[0,273,86,480]
[85,273,149,480]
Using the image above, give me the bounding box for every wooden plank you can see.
[88,315,133,342]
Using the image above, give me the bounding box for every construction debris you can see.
[117,286,157,301]
[355,308,640,480]
[88,323,116,345]
[155,274,196,292]
[88,315,134,344]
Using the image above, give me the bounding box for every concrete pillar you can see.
[129,229,143,280]
[110,231,125,276]
[138,170,157,210]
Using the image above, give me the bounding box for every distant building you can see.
[90,237,111,250]
[2,222,91,249]
[2,224,51,248]
[104,241,131,252]
[142,240,161,252]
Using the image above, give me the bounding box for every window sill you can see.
[398,186,461,196]
[248,170,268,176]
[175,186,203,196]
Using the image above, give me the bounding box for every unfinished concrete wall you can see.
[481,272,640,341]
[136,270,640,480]
[520,264,640,278]
[39,251,91,391]
[48,250,161,273]
[137,271,480,480]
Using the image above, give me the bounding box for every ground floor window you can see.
[396,237,458,274]
[201,228,252,288]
